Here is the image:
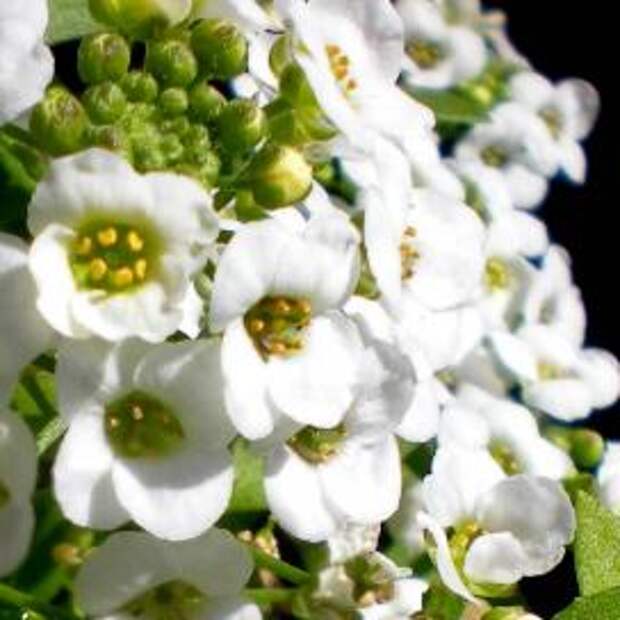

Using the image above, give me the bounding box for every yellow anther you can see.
[326,44,341,56]
[126,230,145,253]
[131,405,144,421]
[249,318,266,334]
[274,299,292,315]
[74,236,93,256]
[107,416,120,429]
[111,267,135,288]
[334,66,348,80]
[89,258,108,282]
[97,227,118,247]
[298,299,312,315]
[268,342,288,356]
[134,259,148,281]
[347,78,358,91]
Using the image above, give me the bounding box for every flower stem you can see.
[246,588,297,605]
[0,583,78,619]
[248,547,312,586]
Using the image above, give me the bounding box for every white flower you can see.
[396,0,488,90]
[420,447,575,597]
[488,325,620,421]
[75,528,260,619]
[455,102,559,210]
[28,149,219,343]
[264,332,412,541]
[0,233,56,402]
[209,208,362,440]
[598,442,620,513]
[0,0,53,125]
[447,385,574,480]
[520,245,586,349]
[53,338,235,541]
[510,72,600,183]
[0,409,37,578]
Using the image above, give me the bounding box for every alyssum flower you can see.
[53,338,235,540]
[28,149,219,343]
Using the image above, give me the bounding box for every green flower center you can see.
[70,220,161,293]
[0,479,10,509]
[538,361,567,381]
[345,555,396,608]
[485,257,511,292]
[287,424,347,464]
[481,145,509,168]
[125,580,203,619]
[244,296,312,358]
[104,390,185,459]
[490,440,522,475]
[406,39,445,69]
[539,106,563,140]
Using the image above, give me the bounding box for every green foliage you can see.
[227,438,268,515]
[574,492,620,596]
[47,0,101,44]
[553,588,620,620]
[409,88,489,127]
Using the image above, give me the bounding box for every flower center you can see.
[0,479,10,509]
[481,145,509,168]
[539,106,563,140]
[406,39,445,69]
[345,555,396,608]
[125,580,203,619]
[104,390,185,459]
[325,44,358,97]
[537,361,567,381]
[400,226,420,281]
[244,296,312,358]
[287,424,347,464]
[484,257,511,292]
[489,440,521,475]
[70,220,160,293]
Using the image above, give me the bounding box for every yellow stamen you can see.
[74,236,93,256]
[111,267,134,288]
[126,230,145,253]
[134,258,148,281]
[97,227,118,247]
[89,258,108,282]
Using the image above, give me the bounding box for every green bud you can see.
[280,63,319,108]
[265,98,311,146]
[30,87,89,156]
[161,116,191,137]
[120,71,159,103]
[161,133,185,164]
[89,0,191,39]
[199,151,221,187]
[159,87,189,118]
[571,429,605,469]
[191,18,248,79]
[563,472,596,504]
[242,143,313,209]
[189,81,226,123]
[78,33,131,85]
[216,99,266,153]
[87,125,131,157]
[146,39,198,88]
[183,124,212,163]
[132,134,166,171]
[83,82,127,124]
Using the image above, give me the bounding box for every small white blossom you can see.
[54,338,235,540]
[598,442,620,513]
[76,529,260,619]
[28,149,219,343]
[0,409,37,578]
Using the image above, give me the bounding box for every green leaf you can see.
[574,492,620,596]
[553,588,620,620]
[227,438,268,515]
[407,88,488,126]
[47,0,101,45]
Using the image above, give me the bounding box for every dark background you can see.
[484,2,618,616]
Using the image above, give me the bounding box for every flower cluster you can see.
[0,0,618,618]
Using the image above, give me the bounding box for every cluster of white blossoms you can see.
[1,0,618,618]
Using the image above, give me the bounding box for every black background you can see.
[484,2,617,616]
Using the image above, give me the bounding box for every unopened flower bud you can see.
[83,82,127,124]
[241,143,313,209]
[191,19,248,79]
[78,33,131,85]
[88,125,131,157]
[280,63,320,108]
[89,0,192,38]
[189,81,226,123]
[120,71,159,103]
[571,429,605,469]
[160,87,189,118]
[216,99,266,153]
[146,39,198,88]
[30,87,89,156]
[269,35,294,78]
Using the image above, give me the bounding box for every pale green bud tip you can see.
[191,18,248,79]
[78,33,131,85]
[30,87,89,156]
[570,429,605,469]
[120,71,159,103]
[83,82,127,125]
[160,87,189,118]
[243,144,313,209]
[216,99,267,153]
[146,39,198,88]
[189,81,226,123]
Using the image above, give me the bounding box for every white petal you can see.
[556,79,600,140]
[464,532,528,584]
[267,313,362,428]
[0,502,35,578]
[523,379,593,421]
[558,139,586,184]
[53,413,128,530]
[195,598,262,620]
[576,349,620,410]
[509,72,554,109]
[265,445,338,542]
[0,409,37,501]
[502,165,548,211]
[487,331,538,382]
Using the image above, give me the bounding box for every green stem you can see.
[248,547,312,586]
[0,583,77,619]
[36,416,68,456]
[245,588,297,606]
